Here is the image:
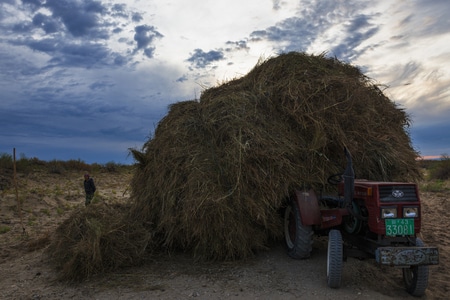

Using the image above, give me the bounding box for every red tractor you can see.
[284,148,439,297]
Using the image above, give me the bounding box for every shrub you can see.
[0,153,13,169]
[90,163,102,173]
[48,160,65,174]
[104,161,118,172]
[429,155,450,180]
[16,154,45,173]
[65,159,91,171]
[0,152,46,173]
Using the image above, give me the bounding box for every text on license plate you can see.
[385,219,415,236]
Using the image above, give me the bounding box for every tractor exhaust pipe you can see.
[343,147,355,209]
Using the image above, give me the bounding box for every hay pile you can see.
[47,203,151,281]
[47,52,422,281]
[129,52,421,261]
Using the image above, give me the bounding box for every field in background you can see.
[0,153,449,299]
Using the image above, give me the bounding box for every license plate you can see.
[385,219,415,236]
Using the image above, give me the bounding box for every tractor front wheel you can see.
[284,200,313,259]
[402,237,429,297]
[327,229,343,288]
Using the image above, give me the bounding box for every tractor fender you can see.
[292,189,321,226]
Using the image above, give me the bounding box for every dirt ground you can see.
[0,170,448,299]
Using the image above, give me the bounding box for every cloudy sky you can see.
[1,0,449,164]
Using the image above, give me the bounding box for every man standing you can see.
[83,172,96,206]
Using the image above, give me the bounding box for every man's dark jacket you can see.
[84,178,96,194]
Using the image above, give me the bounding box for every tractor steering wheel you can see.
[327,173,343,185]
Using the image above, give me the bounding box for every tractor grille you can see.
[379,185,418,202]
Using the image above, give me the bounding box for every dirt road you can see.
[0,171,447,299]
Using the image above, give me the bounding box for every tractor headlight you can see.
[403,207,419,218]
[381,207,397,219]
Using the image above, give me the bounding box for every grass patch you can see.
[40,208,51,216]
[0,225,11,234]
[56,207,65,215]
[27,219,36,226]
[420,180,449,193]
[54,186,64,196]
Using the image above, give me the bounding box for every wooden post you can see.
[13,148,25,233]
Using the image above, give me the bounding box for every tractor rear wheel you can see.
[402,237,429,297]
[284,200,313,259]
[343,201,362,234]
[327,229,343,288]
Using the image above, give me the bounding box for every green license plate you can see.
[385,219,415,236]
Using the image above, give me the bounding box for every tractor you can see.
[283,148,439,297]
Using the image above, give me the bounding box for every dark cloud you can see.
[187,49,225,69]
[113,54,128,66]
[43,0,107,38]
[24,38,58,53]
[331,15,379,61]
[32,12,58,34]
[225,40,249,51]
[132,12,143,23]
[11,37,114,68]
[143,47,155,58]
[8,1,113,69]
[250,16,319,52]
[19,0,138,40]
[176,74,188,83]
[89,80,115,91]
[249,1,373,60]
[347,14,372,32]
[12,22,34,33]
[133,25,163,58]
[53,42,110,66]
[111,3,127,18]
[5,1,162,69]
[112,27,122,34]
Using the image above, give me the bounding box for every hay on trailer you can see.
[47,203,152,281]
[47,52,422,281]
[129,52,421,261]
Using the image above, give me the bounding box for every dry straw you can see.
[129,52,421,260]
[49,52,421,280]
[48,203,152,281]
